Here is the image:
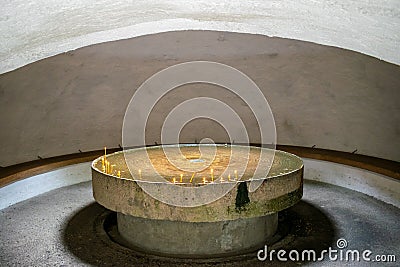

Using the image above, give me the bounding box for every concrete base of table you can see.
[117,212,278,257]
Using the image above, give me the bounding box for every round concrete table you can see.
[92,144,303,257]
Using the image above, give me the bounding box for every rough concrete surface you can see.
[117,212,278,257]
[0,180,399,266]
[1,31,399,166]
[91,146,303,222]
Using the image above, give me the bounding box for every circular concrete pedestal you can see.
[92,145,303,258]
[117,212,278,257]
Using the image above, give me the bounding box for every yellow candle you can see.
[228,174,231,181]
[107,161,110,174]
[172,177,176,184]
[104,147,107,162]
[210,168,214,182]
[202,177,207,184]
[190,172,196,183]
[138,169,142,179]
[180,174,183,183]
[234,170,238,180]
[111,164,115,174]
[117,171,121,178]
[101,156,105,168]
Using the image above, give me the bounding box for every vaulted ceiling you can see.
[1,0,399,74]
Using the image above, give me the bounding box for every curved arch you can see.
[1,0,399,74]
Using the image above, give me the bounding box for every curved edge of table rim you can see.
[0,144,398,188]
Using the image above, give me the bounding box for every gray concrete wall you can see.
[0,31,399,166]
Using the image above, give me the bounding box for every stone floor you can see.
[0,180,399,266]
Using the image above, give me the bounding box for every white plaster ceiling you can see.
[1,0,399,74]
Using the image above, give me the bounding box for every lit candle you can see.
[190,172,196,183]
[210,168,214,182]
[111,164,116,174]
[234,170,238,180]
[180,173,183,183]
